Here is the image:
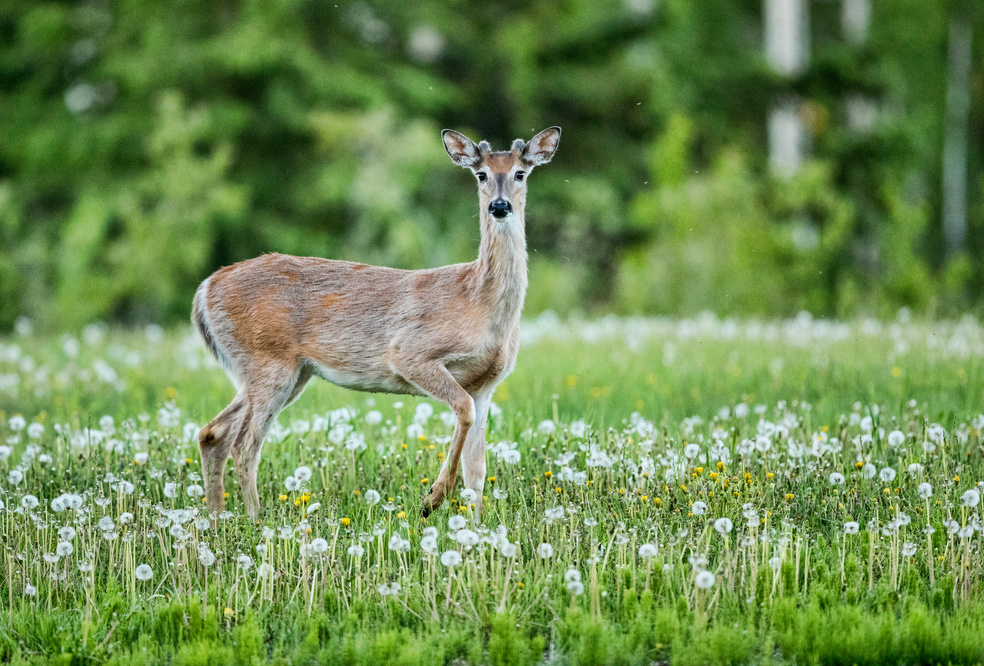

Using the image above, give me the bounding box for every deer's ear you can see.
[522,126,561,166]
[442,130,482,168]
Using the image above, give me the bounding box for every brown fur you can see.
[193,127,561,520]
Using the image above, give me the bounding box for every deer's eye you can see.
[476,172,487,182]
[515,171,525,181]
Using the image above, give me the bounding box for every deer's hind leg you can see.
[232,363,312,520]
[199,392,249,516]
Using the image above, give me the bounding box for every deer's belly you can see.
[310,362,418,396]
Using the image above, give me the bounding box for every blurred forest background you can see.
[1,0,983,331]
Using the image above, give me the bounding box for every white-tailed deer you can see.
[193,126,561,519]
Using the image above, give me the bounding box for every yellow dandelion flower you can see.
[341,517,350,527]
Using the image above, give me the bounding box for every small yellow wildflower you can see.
[341,517,350,527]
[278,494,288,502]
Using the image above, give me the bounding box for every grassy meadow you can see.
[1,313,984,665]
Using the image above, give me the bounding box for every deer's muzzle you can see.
[489,199,512,218]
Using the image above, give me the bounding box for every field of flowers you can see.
[2,312,984,665]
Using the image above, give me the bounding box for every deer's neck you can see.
[475,210,528,326]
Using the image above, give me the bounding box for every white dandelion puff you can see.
[695,571,716,589]
[714,518,733,535]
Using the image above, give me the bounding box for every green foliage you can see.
[1,1,983,329]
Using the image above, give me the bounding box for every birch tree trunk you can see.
[765,0,809,178]
[942,14,972,257]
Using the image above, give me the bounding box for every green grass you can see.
[1,313,984,665]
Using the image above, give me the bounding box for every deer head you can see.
[442,126,561,221]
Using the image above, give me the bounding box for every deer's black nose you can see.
[489,199,512,218]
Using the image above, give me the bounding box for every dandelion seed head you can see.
[695,571,716,589]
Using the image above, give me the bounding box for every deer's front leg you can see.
[459,392,492,515]
[390,359,474,516]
